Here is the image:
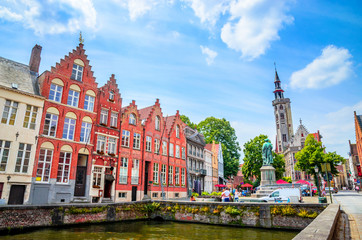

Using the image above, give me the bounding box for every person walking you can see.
[222,188,231,202]
[234,189,239,202]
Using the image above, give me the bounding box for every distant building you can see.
[348,140,361,186]
[354,111,362,188]
[205,142,218,192]
[203,147,213,193]
[0,46,44,204]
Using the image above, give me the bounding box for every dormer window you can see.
[155,116,160,131]
[109,91,114,101]
[71,63,83,81]
[129,113,136,125]
[176,125,180,138]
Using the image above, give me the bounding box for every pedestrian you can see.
[234,189,239,202]
[222,188,231,202]
[322,188,326,197]
[356,186,360,193]
[221,188,226,202]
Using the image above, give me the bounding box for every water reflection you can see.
[1,221,298,240]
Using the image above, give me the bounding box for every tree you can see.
[282,176,292,183]
[198,117,241,177]
[180,115,198,129]
[324,152,345,176]
[242,134,285,181]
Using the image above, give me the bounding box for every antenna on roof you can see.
[274,62,277,71]
[79,31,84,44]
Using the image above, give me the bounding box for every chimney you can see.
[29,44,42,73]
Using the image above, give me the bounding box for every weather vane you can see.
[79,31,84,44]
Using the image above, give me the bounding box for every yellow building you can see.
[0,46,44,204]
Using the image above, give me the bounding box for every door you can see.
[144,161,149,195]
[74,154,88,197]
[132,186,137,201]
[8,185,25,205]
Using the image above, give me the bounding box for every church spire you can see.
[273,64,284,100]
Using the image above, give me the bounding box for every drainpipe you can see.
[115,113,123,202]
[140,125,145,198]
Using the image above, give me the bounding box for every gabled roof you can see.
[205,144,212,151]
[139,105,153,120]
[0,57,41,96]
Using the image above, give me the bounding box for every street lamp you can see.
[314,166,320,197]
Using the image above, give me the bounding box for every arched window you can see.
[109,91,114,101]
[129,113,136,125]
[276,114,279,121]
[71,59,84,81]
[280,113,285,120]
[176,125,180,138]
[280,105,283,110]
[155,116,160,130]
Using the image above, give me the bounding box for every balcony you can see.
[200,169,207,176]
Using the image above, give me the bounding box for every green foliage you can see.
[242,134,284,181]
[224,206,242,217]
[210,191,222,196]
[201,191,209,196]
[323,152,346,176]
[282,176,292,183]
[297,209,318,218]
[144,202,161,213]
[66,206,107,215]
[180,115,198,129]
[192,192,199,197]
[198,117,241,177]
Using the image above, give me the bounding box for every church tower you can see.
[272,68,293,153]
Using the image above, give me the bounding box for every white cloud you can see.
[290,45,353,89]
[200,45,217,65]
[0,0,97,35]
[221,0,294,60]
[113,0,159,20]
[182,0,230,26]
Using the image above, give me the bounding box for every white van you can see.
[261,188,302,203]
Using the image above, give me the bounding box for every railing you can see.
[200,169,207,175]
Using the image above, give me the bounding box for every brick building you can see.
[90,75,122,203]
[29,43,98,204]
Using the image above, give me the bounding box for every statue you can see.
[262,138,273,165]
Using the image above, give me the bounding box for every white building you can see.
[204,148,213,193]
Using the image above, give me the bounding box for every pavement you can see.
[334,190,362,240]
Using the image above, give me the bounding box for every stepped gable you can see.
[121,100,141,126]
[164,110,182,137]
[48,43,97,85]
[99,74,122,105]
[139,99,164,127]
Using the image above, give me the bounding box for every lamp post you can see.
[314,166,320,197]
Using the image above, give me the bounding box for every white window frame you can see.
[110,112,118,128]
[109,91,114,101]
[153,163,159,184]
[108,137,116,155]
[62,117,76,140]
[0,140,11,172]
[133,133,141,149]
[168,166,173,185]
[93,167,102,187]
[100,109,108,125]
[84,95,95,111]
[57,151,71,184]
[155,116,160,130]
[176,145,180,158]
[154,139,160,154]
[175,167,180,185]
[131,159,139,184]
[161,164,166,185]
[176,125,180,138]
[119,157,128,184]
[122,130,130,147]
[169,143,174,157]
[23,105,38,129]
[36,148,53,182]
[49,83,63,102]
[146,136,152,152]
[97,135,106,153]
[15,143,31,173]
[181,168,185,186]
[162,141,167,156]
[129,113,136,125]
[71,63,83,81]
[80,122,92,143]
[182,147,186,159]
[1,100,18,125]
[43,113,58,137]
[67,89,79,107]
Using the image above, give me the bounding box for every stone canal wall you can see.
[0,201,327,233]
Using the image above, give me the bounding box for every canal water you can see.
[1,220,298,240]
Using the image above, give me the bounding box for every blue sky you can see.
[0,0,361,160]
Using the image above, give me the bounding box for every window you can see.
[36,148,53,182]
[169,143,174,157]
[100,109,108,125]
[84,95,95,111]
[152,192,158,198]
[80,122,92,143]
[49,84,63,102]
[108,137,116,155]
[122,130,130,147]
[129,113,136,125]
[67,90,79,107]
[57,152,71,183]
[188,144,192,155]
[93,167,102,187]
[176,145,180,158]
[1,100,18,125]
[201,149,203,158]
[182,147,186,159]
[109,91,114,101]
[282,134,287,142]
[119,157,128,184]
[154,139,160,154]
[277,123,279,129]
[153,163,159,184]
[155,116,160,130]
[62,117,76,140]
[196,148,200,157]
[43,113,58,137]
[108,112,117,128]
[146,136,152,152]
[280,105,283,110]
[193,146,196,155]
[276,114,279,121]
[97,135,106,153]
[181,168,185,186]
[131,159,139,184]
[168,166,173,185]
[176,125,180,138]
[280,113,285,121]
[133,133,141,149]
[15,143,31,173]
[0,141,11,171]
[71,64,83,81]
[161,164,166,185]
[23,105,38,129]
[119,192,127,198]
[162,141,167,156]
[175,167,180,185]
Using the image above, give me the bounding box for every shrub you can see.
[192,193,199,197]
[201,191,209,196]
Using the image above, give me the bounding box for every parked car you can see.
[261,188,302,203]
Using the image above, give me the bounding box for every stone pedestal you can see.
[260,165,276,187]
